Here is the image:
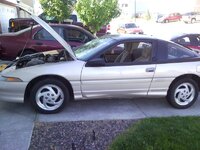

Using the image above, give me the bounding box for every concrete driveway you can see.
[0,60,11,65]
[0,95,200,150]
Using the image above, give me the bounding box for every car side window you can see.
[177,37,190,45]
[64,29,89,43]
[119,24,125,28]
[34,27,63,41]
[167,43,197,59]
[100,41,152,65]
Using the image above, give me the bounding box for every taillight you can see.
[11,21,15,28]
[0,42,3,51]
[107,24,110,30]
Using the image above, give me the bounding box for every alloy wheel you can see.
[36,84,64,111]
[174,83,195,106]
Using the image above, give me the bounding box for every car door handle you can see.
[35,42,43,45]
[146,67,155,72]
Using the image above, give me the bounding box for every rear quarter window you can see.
[157,40,199,62]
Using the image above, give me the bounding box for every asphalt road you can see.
[1,96,200,150]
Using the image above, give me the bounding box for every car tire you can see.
[165,19,169,23]
[191,18,196,24]
[167,78,199,109]
[30,78,69,114]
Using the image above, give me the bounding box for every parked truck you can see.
[8,13,107,36]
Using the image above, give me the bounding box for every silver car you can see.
[0,15,200,114]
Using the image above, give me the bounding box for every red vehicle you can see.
[8,13,107,37]
[170,33,200,52]
[117,23,143,34]
[157,13,182,23]
[0,24,95,60]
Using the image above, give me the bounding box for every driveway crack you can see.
[132,99,148,118]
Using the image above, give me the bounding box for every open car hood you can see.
[31,15,77,60]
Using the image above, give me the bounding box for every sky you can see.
[136,0,197,13]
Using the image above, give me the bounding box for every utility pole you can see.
[134,0,136,22]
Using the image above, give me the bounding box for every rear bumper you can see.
[129,31,143,34]
[0,80,28,103]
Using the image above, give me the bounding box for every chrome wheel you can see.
[36,84,64,111]
[174,83,195,106]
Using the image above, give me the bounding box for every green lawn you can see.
[109,117,200,150]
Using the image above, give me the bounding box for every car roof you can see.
[33,23,87,31]
[18,23,95,38]
[170,33,200,40]
[41,23,85,29]
[155,33,200,41]
[103,34,158,41]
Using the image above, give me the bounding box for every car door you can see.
[31,27,64,52]
[81,40,156,98]
[63,28,91,48]
[148,40,199,96]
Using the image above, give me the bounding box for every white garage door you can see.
[0,3,17,33]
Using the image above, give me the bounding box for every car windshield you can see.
[74,37,113,61]
[125,23,137,28]
[183,12,193,15]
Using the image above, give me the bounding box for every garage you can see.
[0,3,17,33]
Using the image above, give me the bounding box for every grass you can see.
[109,117,200,150]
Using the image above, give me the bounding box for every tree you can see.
[40,0,76,23]
[75,0,121,34]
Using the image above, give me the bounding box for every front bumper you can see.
[0,80,28,103]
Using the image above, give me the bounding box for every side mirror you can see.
[86,58,105,67]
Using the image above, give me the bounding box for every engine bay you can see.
[15,49,72,69]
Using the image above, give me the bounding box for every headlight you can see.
[0,64,8,72]
[0,76,23,82]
